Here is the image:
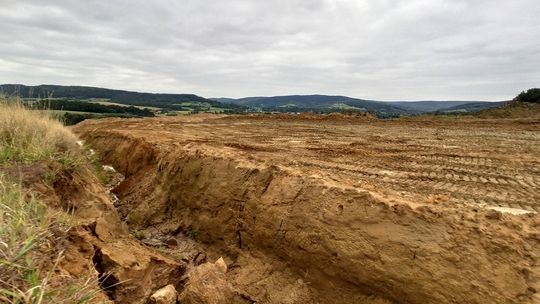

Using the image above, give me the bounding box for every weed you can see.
[54,153,82,169]
[43,170,58,186]
[87,153,110,185]
[133,230,146,240]
[126,212,146,226]
[186,227,198,240]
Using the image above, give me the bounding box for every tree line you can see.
[34,99,155,116]
[516,88,540,103]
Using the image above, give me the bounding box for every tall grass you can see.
[0,96,103,303]
[0,175,53,303]
[0,176,102,303]
[0,96,77,163]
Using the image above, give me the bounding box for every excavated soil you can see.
[74,114,540,304]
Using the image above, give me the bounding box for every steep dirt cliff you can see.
[74,115,540,304]
[14,160,185,303]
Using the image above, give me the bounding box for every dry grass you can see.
[0,175,50,303]
[476,101,540,119]
[0,176,104,303]
[0,96,78,163]
[0,96,103,303]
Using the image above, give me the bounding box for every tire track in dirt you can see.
[294,154,539,211]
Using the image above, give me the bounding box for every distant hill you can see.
[213,95,502,116]
[0,84,221,109]
[387,100,498,112]
[434,101,506,113]
[213,95,414,117]
[1,84,515,118]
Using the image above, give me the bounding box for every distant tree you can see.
[0,84,248,112]
[34,99,155,116]
[515,88,540,103]
[63,113,96,125]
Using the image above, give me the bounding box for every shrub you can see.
[515,88,540,103]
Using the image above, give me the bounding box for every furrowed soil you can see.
[74,114,540,304]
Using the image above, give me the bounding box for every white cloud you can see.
[0,0,538,100]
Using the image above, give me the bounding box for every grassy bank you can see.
[0,97,100,303]
[0,98,77,163]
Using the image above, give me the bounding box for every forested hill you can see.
[214,95,501,116]
[387,101,488,112]
[0,84,218,108]
[214,95,412,117]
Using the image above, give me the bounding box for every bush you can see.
[515,88,540,103]
[63,112,97,125]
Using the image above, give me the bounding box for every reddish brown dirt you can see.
[74,115,540,304]
[3,162,185,304]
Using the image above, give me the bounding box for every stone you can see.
[485,209,502,220]
[165,238,179,247]
[178,261,236,304]
[150,284,177,304]
[214,257,227,273]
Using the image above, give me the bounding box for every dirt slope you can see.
[74,115,540,303]
[10,161,185,303]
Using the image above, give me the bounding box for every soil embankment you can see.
[74,115,540,303]
[7,160,185,303]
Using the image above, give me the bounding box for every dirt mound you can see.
[74,115,540,303]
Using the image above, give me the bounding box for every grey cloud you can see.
[0,0,539,100]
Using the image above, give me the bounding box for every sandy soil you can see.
[80,114,539,214]
[74,114,540,304]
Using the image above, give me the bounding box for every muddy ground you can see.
[74,114,540,304]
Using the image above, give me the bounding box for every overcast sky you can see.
[1,0,539,100]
